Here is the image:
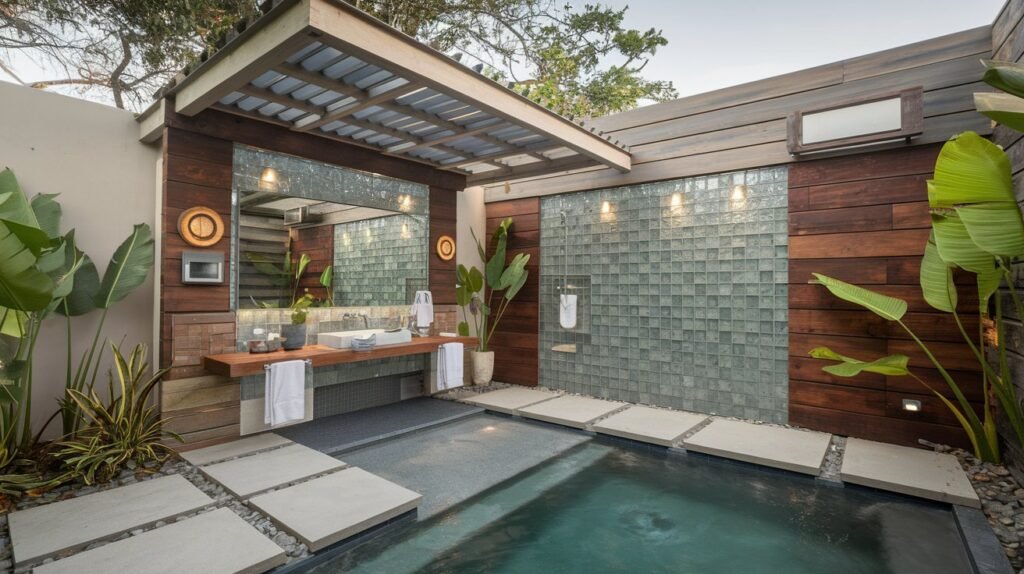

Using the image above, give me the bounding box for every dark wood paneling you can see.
[429,187,458,304]
[787,143,981,448]
[485,198,540,386]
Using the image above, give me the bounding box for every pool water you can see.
[311,437,971,574]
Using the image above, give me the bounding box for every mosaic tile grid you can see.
[539,167,789,423]
[333,215,428,306]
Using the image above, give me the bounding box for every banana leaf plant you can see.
[245,247,312,307]
[456,218,530,352]
[809,131,1024,463]
[0,168,155,466]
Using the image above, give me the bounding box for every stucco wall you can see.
[0,81,158,438]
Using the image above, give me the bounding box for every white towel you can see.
[559,294,577,329]
[437,343,464,391]
[264,360,306,427]
[411,290,434,328]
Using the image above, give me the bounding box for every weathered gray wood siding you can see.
[992,0,1024,476]
[484,26,993,202]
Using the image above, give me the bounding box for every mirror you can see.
[232,145,429,310]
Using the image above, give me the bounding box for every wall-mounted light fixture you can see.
[901,399,922,412]
[670,193,683,207]
[731,185,747,202]
[600,200,616,223]
[259,167,279,192]
[401,223,411,239]
[398,194,413,212]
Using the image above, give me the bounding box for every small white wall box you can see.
[787,87,923,155]
[182,251,225,284]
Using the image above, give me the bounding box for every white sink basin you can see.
[317,328,412,349]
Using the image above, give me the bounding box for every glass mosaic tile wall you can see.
[539,167,789,423]
[333,215,428,305]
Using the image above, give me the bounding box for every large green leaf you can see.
[497,252,530,290]
[30,193,61,239]
[928,132,1012,208]
[975,92,1024,133]
[95,223,154,309]
[920,234,956,313]
[504,267,530,300]
[0,220,54,312]
[809,273,907,321]
[809,347,910,377]
[0,169,41,229]
[982,59,1024,99]
[485,228,510,289]
[978,266,1002,314]
[930,210,995,274]
[956,202,1024,258]
[59,254,100,316]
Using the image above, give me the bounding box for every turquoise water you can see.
[314,442,971,574]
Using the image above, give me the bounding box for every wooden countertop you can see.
[203,336,478,378]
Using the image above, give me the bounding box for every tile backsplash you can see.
[539,167,789,423]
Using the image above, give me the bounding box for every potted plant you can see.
[456,218,530,385]
[281,294,313,350]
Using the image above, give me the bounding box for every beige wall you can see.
[455,186,486,333]
[0,81,158,439]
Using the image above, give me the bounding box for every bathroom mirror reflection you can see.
[232,145,429,310]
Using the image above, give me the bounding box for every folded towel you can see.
[560,293,577,329]
[411,290,434,328]
[437,342,464,391]
[265,360,306,427]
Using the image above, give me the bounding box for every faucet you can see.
[343,312,369,329]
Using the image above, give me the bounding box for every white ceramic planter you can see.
[471,350,495,386]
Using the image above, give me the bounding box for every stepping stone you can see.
[683,419,831,476]
[180,433,293,466]
[200,443,346,498]
[841,438,980,508]
[461,387,560,414]
[249,467,421,551]
[592,406,708,446]
[518,395,627,429]
[10,474,211,566]
[33,508,286,574]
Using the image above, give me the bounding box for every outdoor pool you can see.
[305,418,972,574]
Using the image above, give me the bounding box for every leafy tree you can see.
[0,0,675,116]
[0,0,260,109]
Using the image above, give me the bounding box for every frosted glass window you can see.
[801,98,902,144]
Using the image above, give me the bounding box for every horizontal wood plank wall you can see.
[485,198,540,386]
[788,144,981,449]
[429,187,457,305]
[993,0,1024,476]
[291,224,333,302]
[483,26,993,201]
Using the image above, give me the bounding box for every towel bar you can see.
[263,359,313,370]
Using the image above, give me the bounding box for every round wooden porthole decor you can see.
[177,207,225,248]
[436,235,456,261]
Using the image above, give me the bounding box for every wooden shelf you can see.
[203,336,478,378]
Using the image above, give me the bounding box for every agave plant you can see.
[55,343,179,485]
[456,218,530,352]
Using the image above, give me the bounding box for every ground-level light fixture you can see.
[901,399,922,412]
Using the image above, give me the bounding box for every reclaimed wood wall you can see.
[483,26,993,202]
[993,0,1024,472]
[787,145,982,448]
[484,198,540,386]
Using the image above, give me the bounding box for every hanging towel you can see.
[411,290,434,328]
[264,360,306,427]
[560,293,578,329]
[437,343,464,391]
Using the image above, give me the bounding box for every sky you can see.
[1,0,1009,110]
[584,0,1006,100]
